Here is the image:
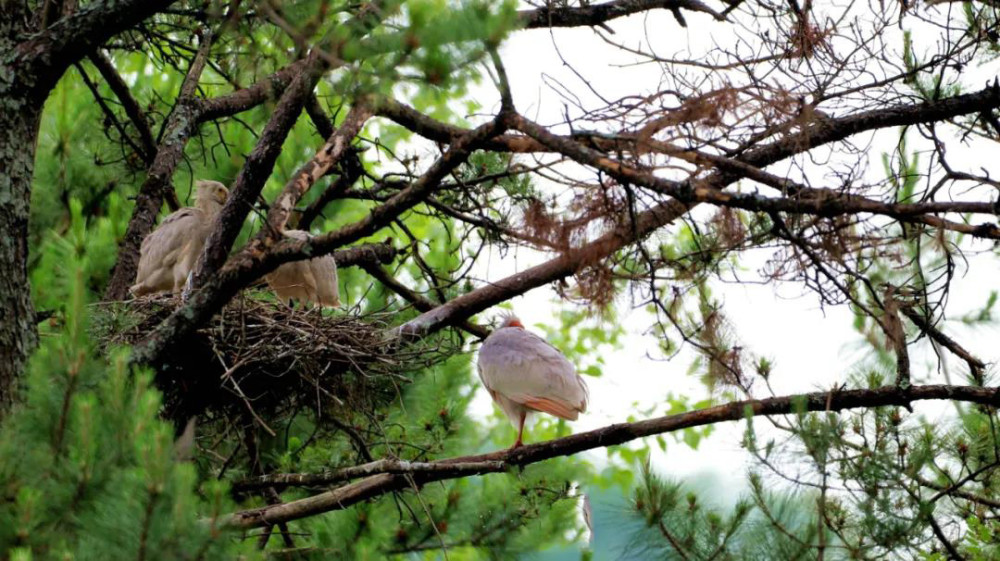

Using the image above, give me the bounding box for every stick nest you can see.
[93,295,450,428]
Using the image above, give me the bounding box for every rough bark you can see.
[0,0,180,408]
[18,0,180,95]
[0,95,42,414]
[0,10,42,413]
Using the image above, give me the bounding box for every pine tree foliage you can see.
[0,213,244,560]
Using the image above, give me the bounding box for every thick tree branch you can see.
[198,60,310,123]
[264,101,372,235]
[220,383,1000,529]
[324,241,398,269]
[518,0,725,29]
[190,61,323,290]
[375,97,547,153]
[18,0,180,93]
[233,458,506,493]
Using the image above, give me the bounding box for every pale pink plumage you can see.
[477,315,589,448]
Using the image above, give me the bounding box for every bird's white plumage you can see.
[477,317,588,436]
[264,229,340,308]
[130,180,229,296]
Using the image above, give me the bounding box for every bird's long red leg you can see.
[512,411,525,449]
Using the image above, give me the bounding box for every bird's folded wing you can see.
[136,209,202,279]
[309,255,340,307]
[478,330,588,415]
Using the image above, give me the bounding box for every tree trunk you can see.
[0,94,42,413]
[0,7,42,413]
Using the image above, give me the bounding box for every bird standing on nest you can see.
[264,229,340,308]
[477,314,589,448]
[131,180,229,296]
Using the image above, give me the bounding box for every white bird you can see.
[264,230,340,308]
[582,493,594,545]
[477,314,589,448]
[130,180,229,296]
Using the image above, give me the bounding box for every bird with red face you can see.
[477,314,589,448]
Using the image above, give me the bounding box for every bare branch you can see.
[518,0,726,29]
[219,383,1000,529]
[360,263,490,340]
[396,86,1000,337]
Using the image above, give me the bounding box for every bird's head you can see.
[498,313,524,329]
[195,180,230,206]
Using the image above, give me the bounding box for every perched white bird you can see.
[130,180,229,296]
[477,314,589,448]
[264,230,340,308]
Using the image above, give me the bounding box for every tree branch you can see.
[263,101,372,235]
[902,308,987,384]
[87,50,157,165]
[296,154,365,231]
[360,262,490,340]
[18,0,180,94]
[512,114,1000,221]
[518,0,725,29]
[198,60,310,123]
[394,85,1000,336]
[219,383,1000,529]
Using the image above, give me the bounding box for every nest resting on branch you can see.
[94,295,450,430]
